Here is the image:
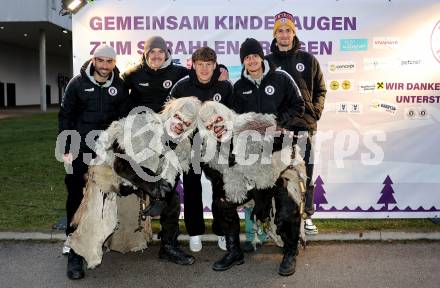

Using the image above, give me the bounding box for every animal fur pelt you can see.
[70,98,199,268]
[104,194,152,253]
[201,112,307,206]
[70,165,152,269]
[94,109,192,186]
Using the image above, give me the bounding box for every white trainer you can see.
[62,235,71,255]
[217,236,227,251]
[304,218,318,235]
[189,235,202,252]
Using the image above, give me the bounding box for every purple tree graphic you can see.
[176,179,184,212]
[377,175,397,211]
[314,176,328,211]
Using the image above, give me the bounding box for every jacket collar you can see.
[188,65,220,89]
[242,59,271,87]
[141,53,173,74]
[270,35,301,57]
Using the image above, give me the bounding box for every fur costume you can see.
[197,101,307,206]
[95,97,200,185]
[70,165,153,268]
[70,97,201,268]
[197,101,308,245]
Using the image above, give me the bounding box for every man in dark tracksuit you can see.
[121,36,229,113]
[230,38,305,276]
[169,46,233,253]
[58,45,128,280]
[265,11,327,235]
[121,36,189,113]
[119,36,198,266]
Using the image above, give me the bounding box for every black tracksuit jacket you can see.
[265,36,327,130]
[169,68,233,106]
[58,60,128,154]
[121,56,189,113]
[231,61,304,129]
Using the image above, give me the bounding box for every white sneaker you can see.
[217,236,227,251]
[189,235,202,252]
[62,235,71,255]
[304,218,318,235]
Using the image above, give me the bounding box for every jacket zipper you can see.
[256,86,261,112]
[257,76,267,113]
[99,86,103,112]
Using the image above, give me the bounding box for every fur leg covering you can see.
[70,165,120,269]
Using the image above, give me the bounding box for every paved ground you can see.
[3,230,440,242]
[0,241,439,288]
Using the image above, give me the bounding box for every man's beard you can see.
[96,69,111,79]
[277,39,293,50]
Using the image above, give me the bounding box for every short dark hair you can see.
[192,47,217,63]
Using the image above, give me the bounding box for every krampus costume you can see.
[196,101,306,275]
[58,45,129,280]
[69,97,201,271]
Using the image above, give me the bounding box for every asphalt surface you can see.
[0,241,439,288]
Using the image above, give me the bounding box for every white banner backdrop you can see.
[73,0,440,218]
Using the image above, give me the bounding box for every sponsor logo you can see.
[163,80,173,89]
[405,107,429,120]
[373,37,400,49]
[328,61,356,73]
[84,88,94,92]
[242,90,252,95]
[213,93,222,102]
[340,38,368,52]
[138,82,149,87]
[376,82,385,90]
[265,85,275,95]
[406,107,417,119]
[336,102,362,114]
[419,107,428,119]
[341,80,352,90]
[400,59,422,66]
[350,103,362,113]
[431,20,440,63]
[296,63,305,72]
[336,102,349,113]
[363,57,396,70]
[358,81,376,93]
[226,65,243,79]
[328,80,353,91]
[108,86,118,96]
[329,80,339,91]
[370,99,397,115]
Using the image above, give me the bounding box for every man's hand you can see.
[251,190,274,223]
[149,179,173,199]
[63,153,73,164]
[218,67,229,81]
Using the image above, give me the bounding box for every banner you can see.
[73,0,440,218]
